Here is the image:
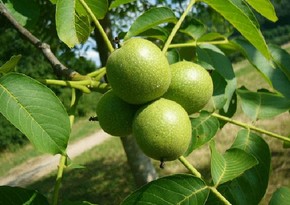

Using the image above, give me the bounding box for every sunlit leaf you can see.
[269,187,290,205]
[124,7,177,40]
[56,0,91,48]
[234,39,290,99]
[202,0,270,59]
[0,55,22,74]
[84,0,108,19]
[207,129,271,205]
[184,111,219,156]
[244,0,277,22]
[121,174,210,205]
[0,73,70,155]
[109,0,136,10]
[237,87,290,120]
[0,186,49,205]
[210,141,258,186]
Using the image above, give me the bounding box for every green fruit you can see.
[106,38,171,104]
[96,90,138,136]
[163,61,213,114]
[133,98,192,161]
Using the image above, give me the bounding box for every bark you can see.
[121,135,158,187]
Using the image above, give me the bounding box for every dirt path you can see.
[0,130,111,187]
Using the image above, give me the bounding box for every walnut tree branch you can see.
[0,2,86,80]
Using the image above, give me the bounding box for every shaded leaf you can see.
[109,0,136,10]
[198,32,227,43]
[269,187,290,205]
[179,18,206,40]
[84,0,108,19]
[166,49,180,65]
[237,87,290,120]
[196,44,236,112]
[218,91,237,127]
[138,26,169,42]
[269,44,290,81]
[0,55,22,74]
[124,7,177,40]
[210,71,227,110]
[0,73,70,155]
[209,129,271,205]
[210,141,258,186]
[244,0,277,22]
[4,0,40,28]
[0,186,49,205]
[202,0,270,59]
[56,0,91,48]
[184,111,219,156]
[234,39,290,99]
[121,174,210,205]
[63,200,97,205]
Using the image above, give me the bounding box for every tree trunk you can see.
[120,135,158,187]
[94,15,158,187]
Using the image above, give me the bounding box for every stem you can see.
[178,156,201,178]
[212,113,290,143]
[209,186,232,205]
[79,0,114,53]
[162,0,196,54]
[52,154,67,205]
[168,39,229,49]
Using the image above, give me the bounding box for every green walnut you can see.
[132,98,192,161]
[106,38,171,104]
[96,90,138,136]
[163,61,213,114]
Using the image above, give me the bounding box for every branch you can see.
[0,2,86,80]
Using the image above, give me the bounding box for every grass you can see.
[2,43,290,204]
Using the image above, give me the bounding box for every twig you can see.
[0,2,85,80]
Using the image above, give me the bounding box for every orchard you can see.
[0,0,290,205]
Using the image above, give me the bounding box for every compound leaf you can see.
[121,174,209,205]
[202,0,270,59]
[237,87,290,120]
[234,39,290,99]
[210,141,258,186]
[56,0,91,48]
[0,73,70,155]
[185,111,219,156]
[269,187,290,205]
[244,0,277,22]
[207,129,271,205]
[124,7,177,40]
[0,186,49,205]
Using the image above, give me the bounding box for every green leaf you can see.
[234,39,290,99]
[0,73,70,155]
[210,141,258,186]
[197,32,227,43]
[196,44,236,112]
[4,0,40,28]
[63,200,97,205]
[212,129,271,205]
[269,187,290,205]
[244,0,277,22]
[0,186,49,205]
[56,0,91,48]
[121,174,210,205]
[179,18,206,40]
[138,26,169,42]
[109,0,136,10]
[202,0,270,59]
[269,44,290,81]
[124,7,177,40]
[184,111,219,156]
[210,71,227,110]
[0,55,22,74]
[84,0,108,19]
[237,87,290,120]
[166,49,180,65]
[49,0,57,4]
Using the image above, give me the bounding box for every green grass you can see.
[0,116,99,177]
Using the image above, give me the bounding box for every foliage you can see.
[0,0,290,205]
